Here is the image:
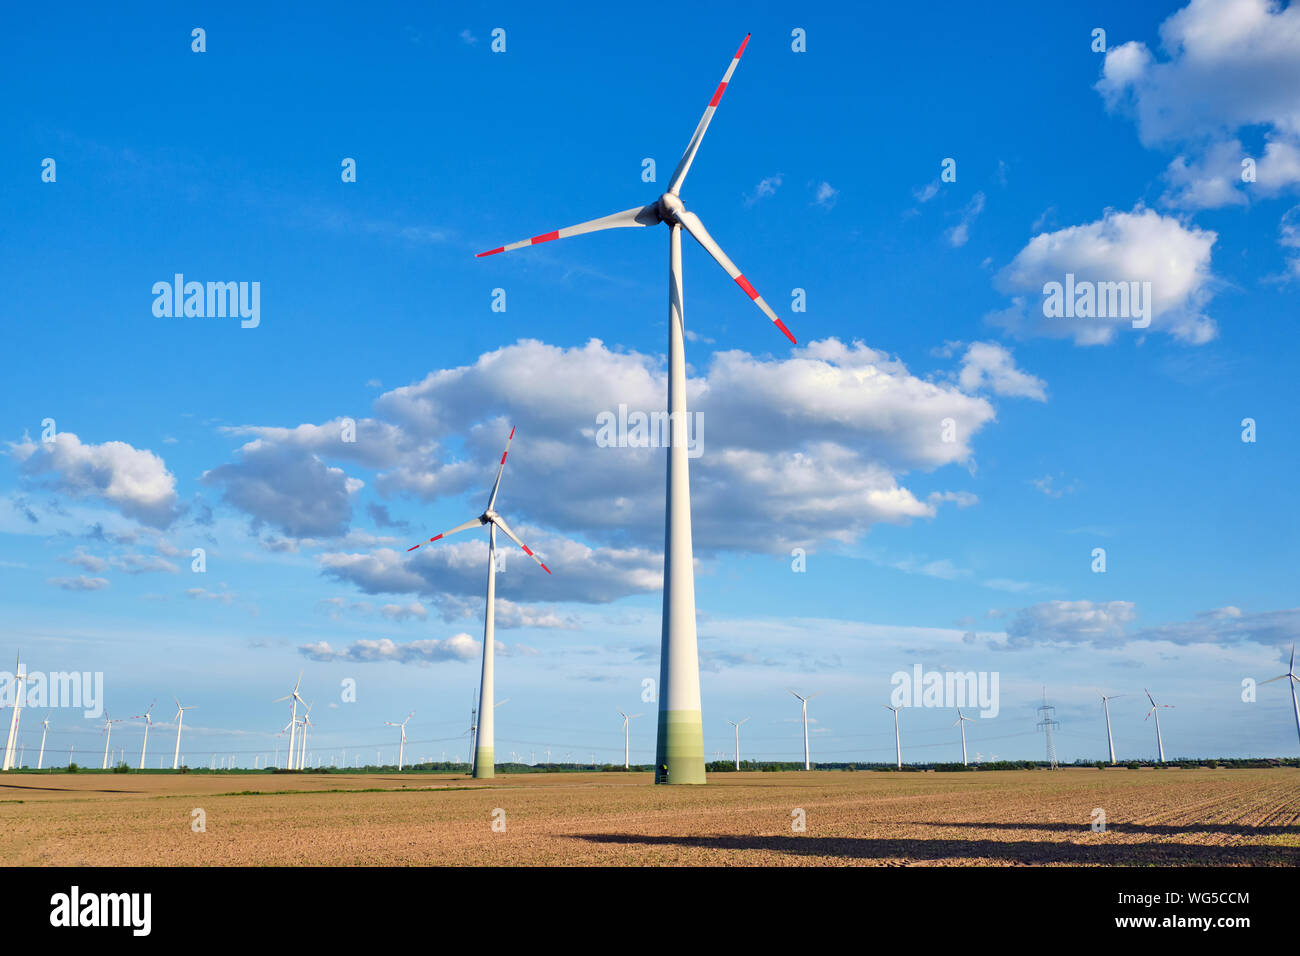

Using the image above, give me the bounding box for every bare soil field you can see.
[2,767,1297,866]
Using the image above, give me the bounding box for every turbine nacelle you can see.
[656,192,685,224]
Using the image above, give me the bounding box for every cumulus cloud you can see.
[48,575,110,592]
[812,181,839,209]
[10,432,180,528]
[744,173,783,206]
[993,206,1218,344]
[956,342,1047,400]
[1134,605,1300,647]
[1095,0,1300,208]
[202,441,363,538]
[300,634,481,664]
[1004,600,1138,648]
[946,191,986,247]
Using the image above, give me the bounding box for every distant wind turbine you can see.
[3,651,31,771]
[618,710,642,769]
[726,717,749,770]
[386,712,414,770]
[1261,644,1300,748]
[134,699,156,770]
[404,427,550,780]
[272,673,307,770]
[1144,689,1173,763]
[883,704,902,769]
[297,702,313,771]
[101,712,123,769]
[1100,693,1125,765]
[953,709,973,766]
[37,713,50,770]
[788,690,820,770]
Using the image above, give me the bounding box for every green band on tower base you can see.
[655,710,705,784]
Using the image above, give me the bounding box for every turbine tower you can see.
[386,712,414,771]
[101,712,123,769]
[1100,692,1124,765]
[953,709,973,766]
[618,710,642,769]
[297,702,313,771]
[789,690,820,770]
[37,713,50,770]
[726,717,748,770]
[134,699,156,770]
[475,36,794,785]
[1144,688,1172,763]
[3,652,31,771]
[172,698,195,770]
[883,704,902,769]
[405,427,550,780]
[272,673,307,770]
[1035,690,1060,769]
[1261,644,1300,748]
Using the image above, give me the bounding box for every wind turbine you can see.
[386,712,414,770]
[272,673,307,770]
[134,699,156,770]
[405,427,550,779]
[726,717,749,770]
[788,690,820,770]
[172,698,195,770]
[1144,689,1173,763]
[37,713,50,769]
[476,36,793,784]
[1261,644,1300,748]
[617,710,642,769]
[953,709,973,766]
[884,704,902,769]
[1100,693,1125,765]
[3,652,31,771]
[101,712,123,769]
[297,702,313,771]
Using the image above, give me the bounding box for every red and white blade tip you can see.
[407,533,443,552]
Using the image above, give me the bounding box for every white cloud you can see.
[10,432,179,528]
[993,206,1218,344]
[812,181,839,209]
[956,342,1047,400]
[301,634,480,664]
[48,575,109,591]
[744,173,783,206]
[1005,600,1138,648]
[946,191,986,247]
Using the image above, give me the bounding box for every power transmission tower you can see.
[1036,689,1060,769]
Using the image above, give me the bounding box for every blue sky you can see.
[2,0,1298,768]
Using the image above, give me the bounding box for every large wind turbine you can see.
[789,690,820,770]
[172,698,195,770]
[273,673,307,770]
[1144,689,1173,763]
[1261,644,1300,748]
[297,703,313,771]
[953,709,973,766]
[3,652,31,771]
[726,717,748,770]
[884,704,902,769]
[475,35,794,785]
[618,710,642,769]
[405,427,550,780]
[134,700,156,770]
[1100,693,1124,766]
[101,712,123,769]
[387,712,414,771]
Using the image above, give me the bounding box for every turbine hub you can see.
[657,192,685,223]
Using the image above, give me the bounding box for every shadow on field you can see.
[0,784,143,794]
[906,820,1300,837]
[573,833,1298,864]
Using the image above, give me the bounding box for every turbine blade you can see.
[491,515,551,574]
[1261,674,1291,684]
[475,204,659,257]
[675,209,795,343]
[667,34,750,195]
[486,426,516,511]
[406,516,483,552]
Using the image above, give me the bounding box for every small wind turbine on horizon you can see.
[1101,692,1125,765]
[726,717,749,770]
[133,699,156,770]
[405,426,550,780]
[386,712,414,770]
[1261,644,1300,748]
[789,690,820,771]
[273,673,307,770]
[475,35,794,785]
[884,704,902,769]
[617,710,642,769]
[1144,689,1173,763]
[172,698,195,770]
[953,709,973,766]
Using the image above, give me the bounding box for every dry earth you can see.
[2,767,1297,866]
